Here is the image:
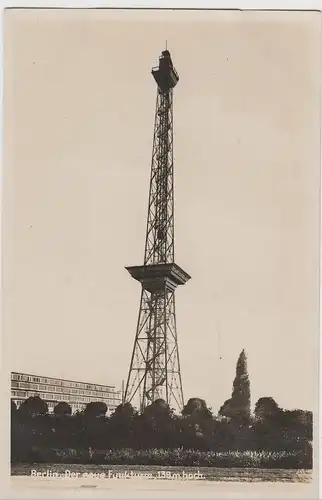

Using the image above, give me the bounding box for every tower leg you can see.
[123,287,184,412]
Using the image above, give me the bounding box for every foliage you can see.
[54,402,72,416]
[11,446,312,469]
[254,397,280,421]
[111,402,136,419]
[144,399,172,419]
[18,396,48,417]
[11,392,312,469]
[84,401,107,418]
[219,350,251,422]
[182,398,212,419]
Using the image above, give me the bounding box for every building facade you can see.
[11,372,122,414]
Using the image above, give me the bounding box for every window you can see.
[18,382,29,389]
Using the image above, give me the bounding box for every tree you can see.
[182,398,212,419]
[18,396,48,417]
[144,399,172,419]
[254,397,280,422]
[252,399,312,453]
[276,409,313,444]
[53,402,72,416]
[84,401,107,418]
[107,402,138,449]
[219,349,250,422]
[111,402,135,419]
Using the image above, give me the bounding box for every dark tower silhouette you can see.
[123,50,190,412]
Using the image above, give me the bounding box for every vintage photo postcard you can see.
[2,7,321,499]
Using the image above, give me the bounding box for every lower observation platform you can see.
[126,263,191,293]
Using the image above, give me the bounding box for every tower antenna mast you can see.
[123,49,191,412]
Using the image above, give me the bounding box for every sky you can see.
[3,9,321,413]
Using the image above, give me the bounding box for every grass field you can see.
[13,446,312,469]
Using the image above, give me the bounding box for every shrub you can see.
[20,447,311,469]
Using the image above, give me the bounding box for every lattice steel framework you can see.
[123,50,190,413]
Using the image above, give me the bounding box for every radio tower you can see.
[123,49,191,412]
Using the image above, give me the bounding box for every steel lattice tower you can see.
[123,49,191,413]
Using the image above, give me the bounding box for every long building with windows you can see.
[11,372,122,415]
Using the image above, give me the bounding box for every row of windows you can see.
[11,381,119,399]
[11,373,118,394]
[11,390,121,406]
